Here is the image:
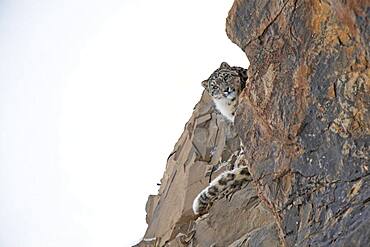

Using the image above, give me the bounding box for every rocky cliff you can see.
[135,0,369,246]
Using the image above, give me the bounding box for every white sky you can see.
[0,0,248,246]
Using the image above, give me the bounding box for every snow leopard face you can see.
[201,62,247,101]
[201,62,247,122]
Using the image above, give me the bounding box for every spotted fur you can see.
[201,62,247,122]
[193,148,252,215]
[192,164,251,215]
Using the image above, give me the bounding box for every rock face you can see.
[227,0,369,246]
[135,0,369,246]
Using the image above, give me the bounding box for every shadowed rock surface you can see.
[135,0,369,246]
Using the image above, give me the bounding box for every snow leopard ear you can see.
[201,80,208,88]
[236,68,248,82]
[220,62,230,69]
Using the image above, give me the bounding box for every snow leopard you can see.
[193,62,251,215]
[201,61,247,122]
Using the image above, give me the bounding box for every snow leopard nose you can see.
[224,87,233,95]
